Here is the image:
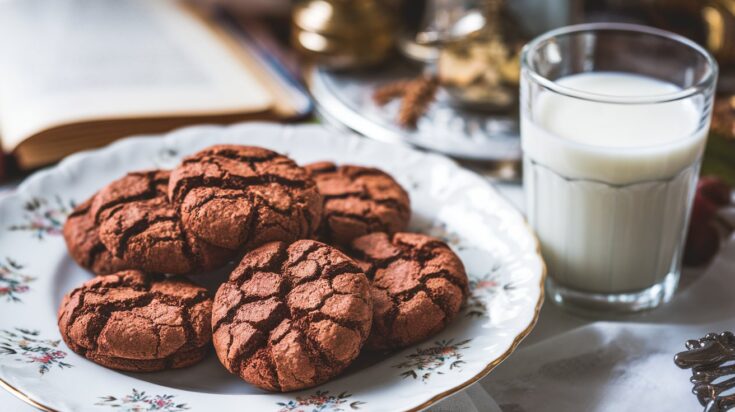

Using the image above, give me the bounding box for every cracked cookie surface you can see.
[349,232,468,350]
[91,170,232,275]
[306,162,410,246]
[63,197,129,275]
[168,145,323,251]
[57,270,212,372]
[212,240,372,392]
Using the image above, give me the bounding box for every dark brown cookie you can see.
[168,145,322,251]
[57,270,212,372]
[91,170,232,275]
[306,162,411,246]
[63,197,129,275]
[349,232,468,350]
[212,240,372,392]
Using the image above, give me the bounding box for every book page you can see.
[0,0,273,151]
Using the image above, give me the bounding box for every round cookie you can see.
[63,197,129,275]
[212,239,372,392]
[349,232,468,350]
[91,170,232,275]
[57,270,212,372]
[168,145,322,251]
[306,162,410,245]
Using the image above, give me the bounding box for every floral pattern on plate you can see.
[0,328,71,374]
[393,338,472,382]
[276,390,365,412]
[0,123,544,412]
[411,220,465,251]
[8,196,74,239]
[465,262,516,318]
[0,258,34,303]
[96,389,189,412]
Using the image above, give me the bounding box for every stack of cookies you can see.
[58,144,469,392]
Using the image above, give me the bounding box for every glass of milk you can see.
[520,23,718,314]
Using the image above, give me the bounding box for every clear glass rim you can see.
[521,22,718,105]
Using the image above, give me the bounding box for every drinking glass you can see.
[520,23,718,314]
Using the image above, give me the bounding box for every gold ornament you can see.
[292,0,396,70]
[703,0,735,66]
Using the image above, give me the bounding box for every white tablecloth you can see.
[2,182,731,411]
[428,182,735,412]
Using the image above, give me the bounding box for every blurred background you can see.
[1,0,734,184]
[232,0,735,180]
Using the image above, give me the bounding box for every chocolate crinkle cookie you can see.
[305,162,410,246]
[63,197,130,275]
[90,170,232,275]
[57,270,212,372]
[168,145,323,251]
[349,232,468,350]
[212,239,372,392]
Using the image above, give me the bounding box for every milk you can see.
[523,72,707,293]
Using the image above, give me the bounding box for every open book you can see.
[0,0,309,170]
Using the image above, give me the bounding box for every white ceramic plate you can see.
[0,123,544,412]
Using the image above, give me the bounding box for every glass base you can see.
[547,271,680,316]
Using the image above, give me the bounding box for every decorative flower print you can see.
[413,220,464,250]
[276,390,365,412]
[465,262,515,318]
[393,338,472,382]
[96,389,189,412]
[0,328,71,374]
[8,196,75,239]
[0,258,34,303]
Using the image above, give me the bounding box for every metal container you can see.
[292,0,396,69]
